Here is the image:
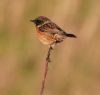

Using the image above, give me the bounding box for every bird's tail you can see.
[65,33,77,38]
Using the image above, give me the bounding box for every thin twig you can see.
[40,46,53,95]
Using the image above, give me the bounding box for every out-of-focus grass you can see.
[0,0,100,95]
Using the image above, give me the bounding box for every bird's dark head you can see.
[30,16,50,26]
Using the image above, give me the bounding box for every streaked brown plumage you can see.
[30,16,76,48]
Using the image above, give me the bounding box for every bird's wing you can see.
[44,22,67,36]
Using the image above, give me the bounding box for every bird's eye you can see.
[37,20,42,23]
[35,20,43,26]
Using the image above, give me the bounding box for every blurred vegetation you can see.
[0,0,100,95]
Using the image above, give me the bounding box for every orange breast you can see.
[36,28,55,45]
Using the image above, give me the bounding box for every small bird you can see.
[30,16,76,48]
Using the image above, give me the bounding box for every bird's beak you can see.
[30,19,35,23]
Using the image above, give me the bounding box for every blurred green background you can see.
[0,0,100,95]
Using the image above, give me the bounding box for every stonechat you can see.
[30,16,76,48]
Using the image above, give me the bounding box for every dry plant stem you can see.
[40,46,53,95]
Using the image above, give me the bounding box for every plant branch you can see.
[40,46,53,95]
